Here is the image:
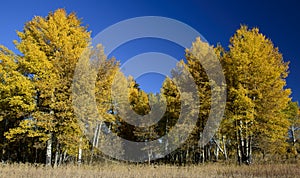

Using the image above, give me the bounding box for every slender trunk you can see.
[291,125,296,146]
[236,120,242,165]
[47,92,54,166]
[262,150,266,161]
[178,150,182,166]
[244,122,249,164]
[165,117,169,153]
[239,121,244,162]
[212,138,225,159]
[147,146,152,165]
[90,122,101,164]
[58,153,63,166]
[223,136,228,160]
[183,150,187,166]
[35,147,38,163]
[215,144,219,161]
[78,137,82,165]
[291,125,298,159]
[63,150,67,163]
[186,146,190,163]
[46,133,52,166]
[201,148,204,163]
[95,122,102,148]
[248,135,252,164]
[164,117,169,164]
[54,143,59,167]
[245,122,251,164]
[207,145,211,161]
[237,120,252,165]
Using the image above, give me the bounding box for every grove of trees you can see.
[0,9,299,166]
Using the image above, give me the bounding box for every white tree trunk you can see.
[78,137,82,165]
[46,133,52,166]
[90,122,101,164]
[223,136,228,160]
[95,122,102,148]
[54,143,59,167]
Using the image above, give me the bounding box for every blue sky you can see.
[1,0,299,102]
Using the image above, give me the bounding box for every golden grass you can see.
[0,163,299,178]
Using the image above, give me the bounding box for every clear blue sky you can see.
[1,0,299,102]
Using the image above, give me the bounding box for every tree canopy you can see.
[0,9,298,165]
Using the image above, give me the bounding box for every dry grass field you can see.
[0,163,299,178]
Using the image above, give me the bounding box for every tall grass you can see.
[0,163,299,178]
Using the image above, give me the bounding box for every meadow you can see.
[0,163,299,178]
